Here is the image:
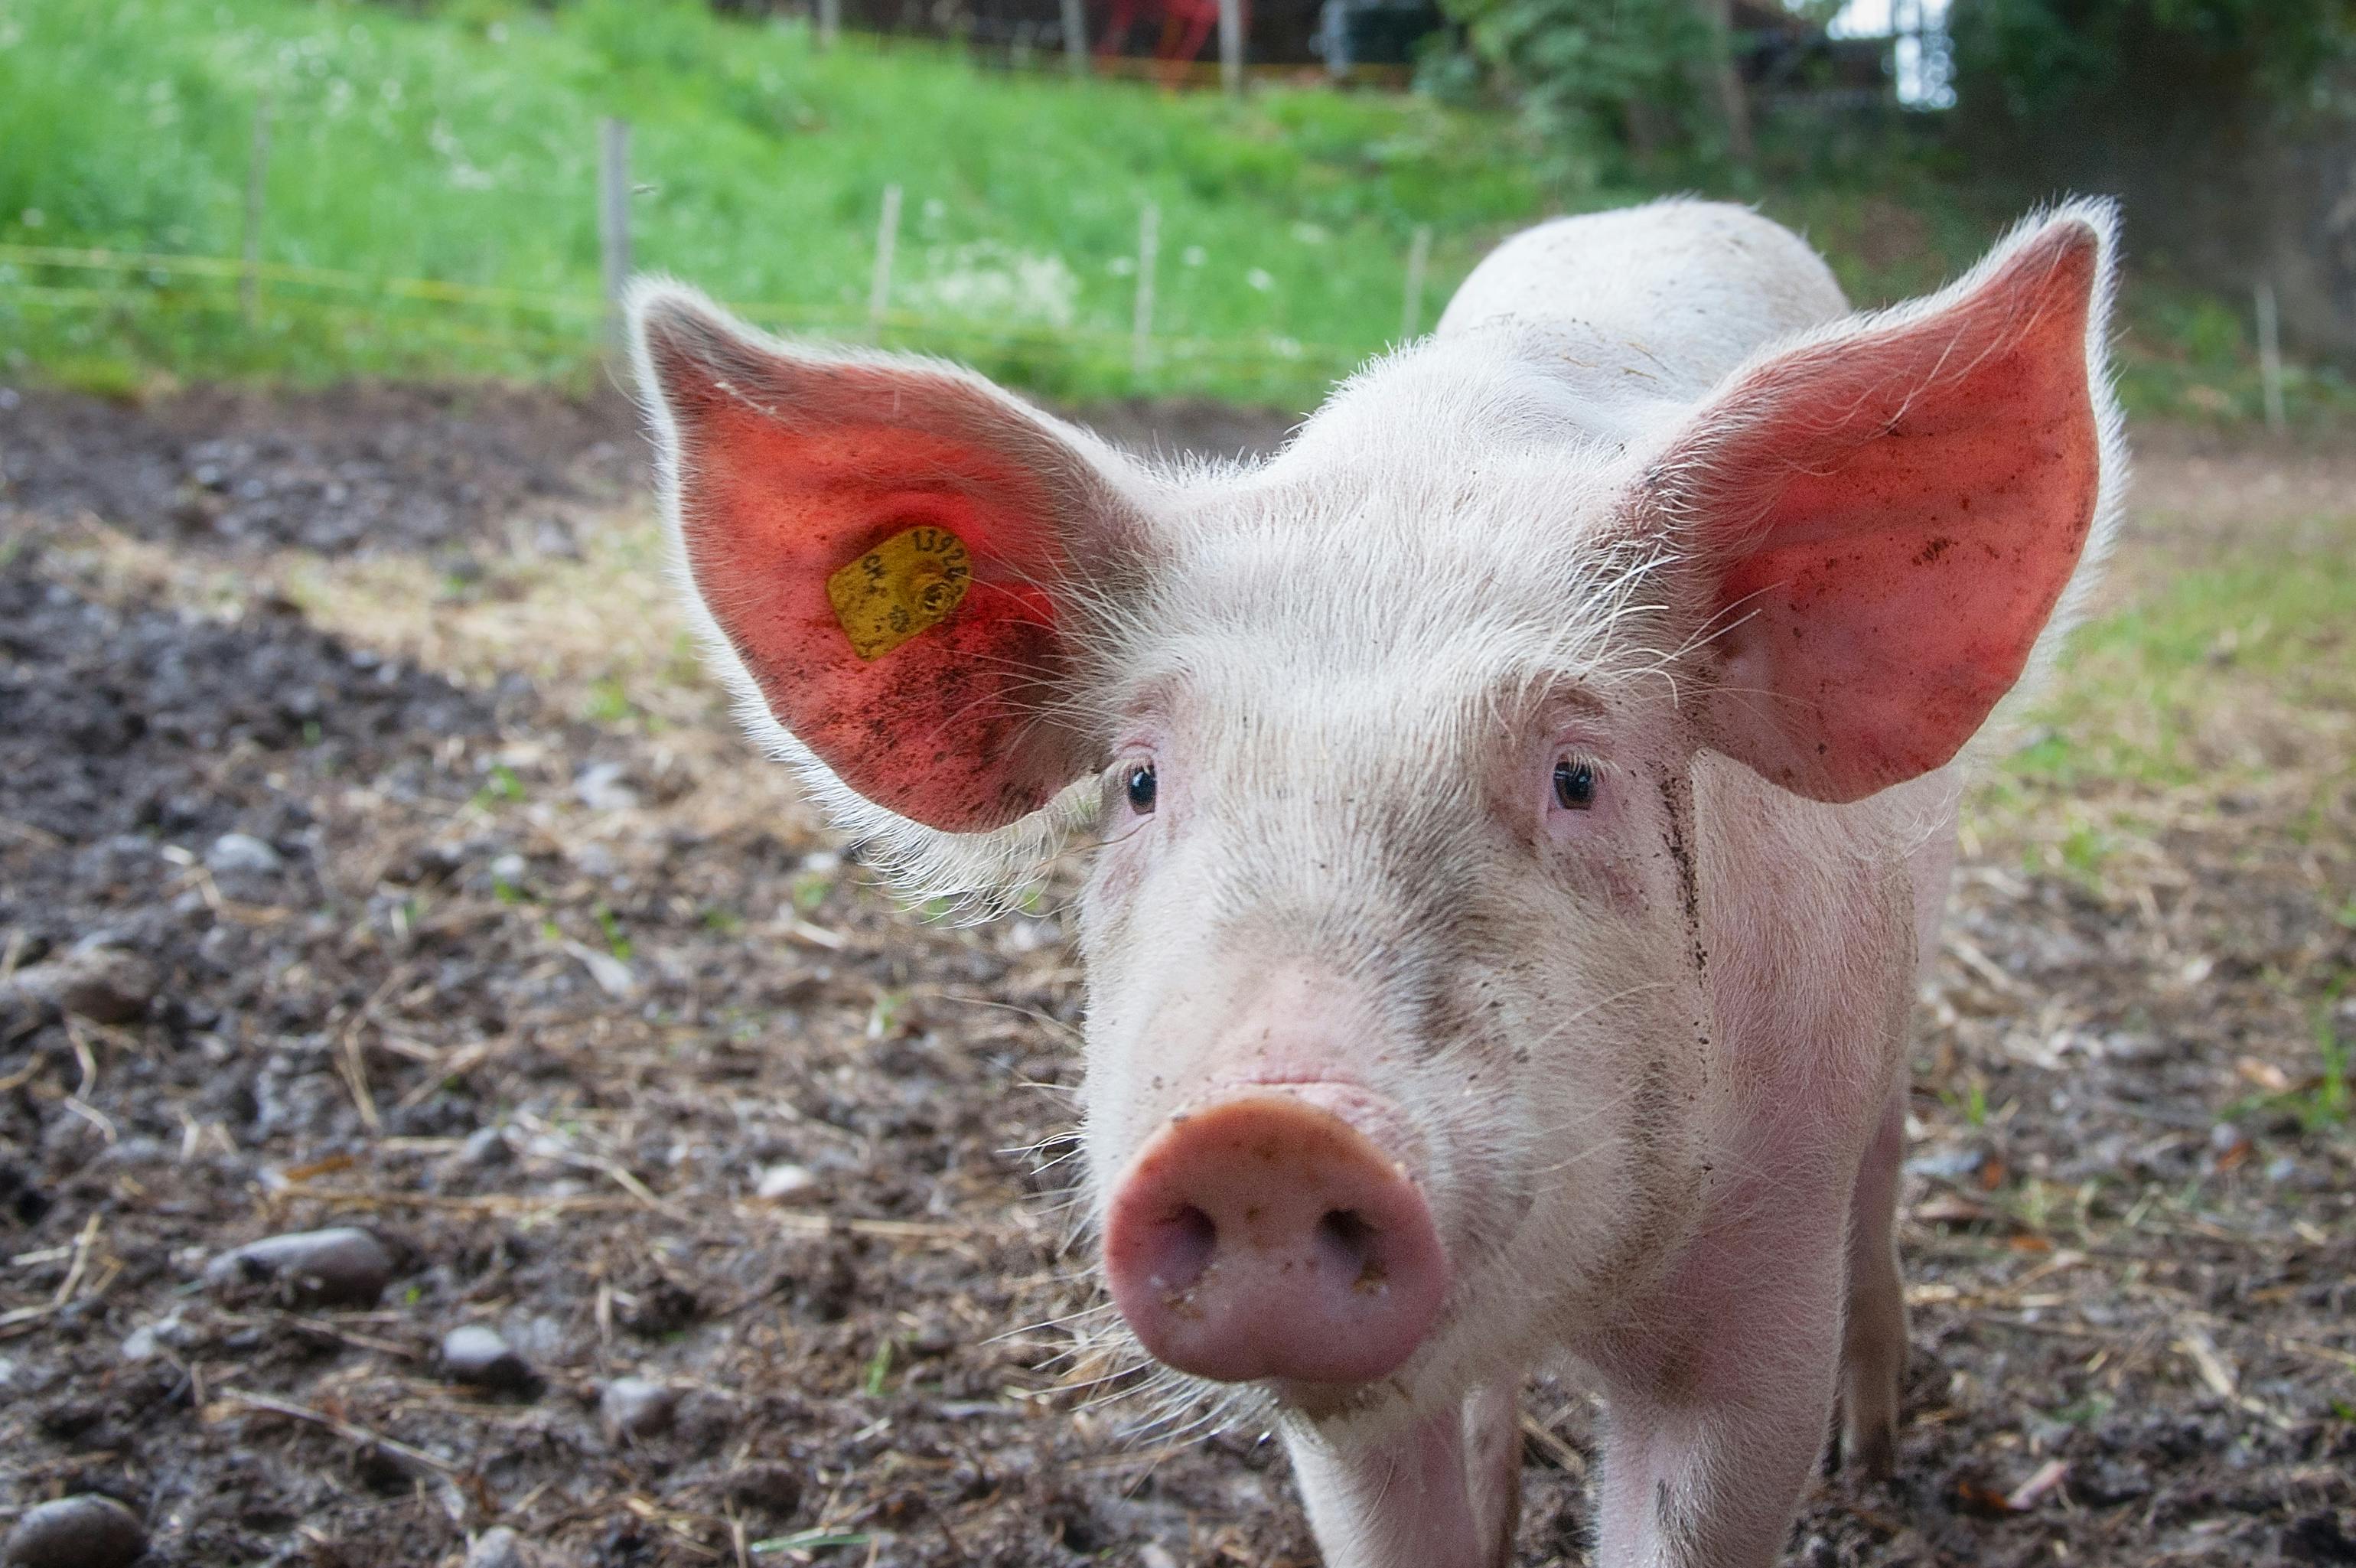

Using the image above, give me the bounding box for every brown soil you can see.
[1,385,2351,1568]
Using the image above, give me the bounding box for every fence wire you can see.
[0,241,1373,392]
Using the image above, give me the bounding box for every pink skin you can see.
[1290,1384,1524,1568]
[1103,1088,1448,1385]
[634,200,2117,1568]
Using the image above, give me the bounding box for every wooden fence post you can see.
[1400,223,1431,341]
[2255,281,2287,435]
[868,184,903,341]
[599,118,632,355]
[1132,202,1159,383]
[1062,0,1089,74]
[1217,0,1243,95]
[240,96,272,328]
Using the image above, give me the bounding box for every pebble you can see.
[572,761,640,812]
[120,1311,192,1362]
[204,1226,394,1307]
[599,1376,677,1442]
[464,1527,530,1568]
[487,852,529,888]
[459,1125,513,1168]
[1,944,160,1026]
[4,1494,147,1568]
[1903,1147,1986,1182]
[569,843,618,879]
[724,1461,805,1519]
[754,1162,816,1200]
[204,832,285,875]
[441,1325,536,1393]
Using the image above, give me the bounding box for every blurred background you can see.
[2,0,2353,416]
[1,5,2351,1567]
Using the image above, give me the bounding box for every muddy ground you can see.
[1,383,2351,1568]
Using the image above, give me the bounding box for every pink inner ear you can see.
[676,385,1079,833]
[1690,226,2103,802]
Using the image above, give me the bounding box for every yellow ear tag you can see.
[826,526,975,660]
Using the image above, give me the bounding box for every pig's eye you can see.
[1125,763,1158,815]
[1553,758,1597,812]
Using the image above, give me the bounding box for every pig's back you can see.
[1435,201,1848,399]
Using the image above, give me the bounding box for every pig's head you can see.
[631,203,2116,1440]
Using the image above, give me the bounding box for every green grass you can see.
[0,0,1556,402]
[1997,546,2356,791]
[2,0,2346,416]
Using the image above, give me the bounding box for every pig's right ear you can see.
[630,285,1156,835]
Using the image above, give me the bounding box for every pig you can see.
[628,195,2123,1567]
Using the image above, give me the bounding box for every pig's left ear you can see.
[631,285,1157,836]
[1645,202,2120,803]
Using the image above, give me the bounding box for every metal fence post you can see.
[240,96,272,328]
[1062,0,1089,74]
[599,118,632,355]
[868,184,903,341]
[1132,202,1159,383]
[2255,281,2287,435]
[1400,223,1431,341]
[817,0,842,50]
[1217,0,1243,95]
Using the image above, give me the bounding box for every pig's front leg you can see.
[1286,1380,1523,1568]
[1839,1081,1909,1477]
[1592,1224,1846,1568]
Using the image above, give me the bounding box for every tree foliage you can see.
[1429,0,1734,175]
[1948,0,2356,120]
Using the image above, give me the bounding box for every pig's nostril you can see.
[1147,1205,1217,1293]
[1315,1208,1384,1289]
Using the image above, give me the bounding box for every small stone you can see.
[440,1324,535,1393]
[572,761,639,812]
[3,945,159,1026]
[723,1461,804,1520]
[2208,1121,2244,1152]
[4,1494,147,1568]
[464,1527,530,1568]
[527,516,581,561]
[754,1163,816,1201]
[1902,1147,1985,1182]
[204,832,284,875]
[120,1311,191,1363]
[599,1376,677,1442]
[569,843,618,879]
[459,1125,513,1168]
[204,1226,394,1308]
[487,852,529,888]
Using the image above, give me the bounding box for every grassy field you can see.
[2,0,2349,418]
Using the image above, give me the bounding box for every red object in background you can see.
[1095,0,1249,78]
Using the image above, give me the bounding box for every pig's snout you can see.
[1103,1091,1447,1386]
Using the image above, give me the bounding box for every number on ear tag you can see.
[825,526,974,660]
